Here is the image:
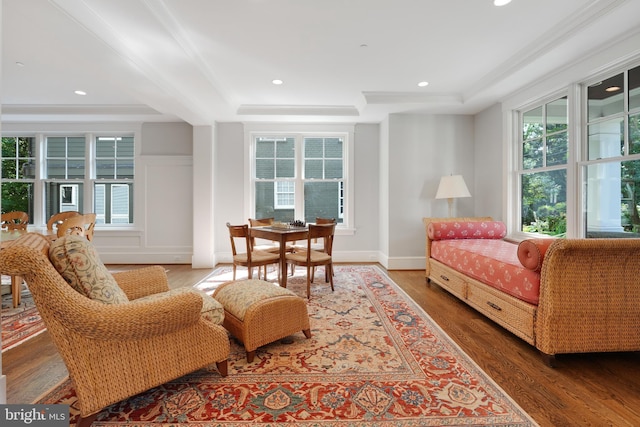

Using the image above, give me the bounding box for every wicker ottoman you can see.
[212,279,312,362]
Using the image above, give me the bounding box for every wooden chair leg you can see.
[328,264,334,291]
[11,275,22,308]
[216,360,228,376]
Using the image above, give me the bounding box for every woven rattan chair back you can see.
[57,213,97,241]
[1,211,29,231]
[0,232,230,427]
[47,211,81,231]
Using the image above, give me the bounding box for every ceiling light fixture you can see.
[494,0,512,6]
[418,81,429,87]
[605,86,621,92]
[272,79,283,85]
[74,90,87,96]
[15,61,25,67]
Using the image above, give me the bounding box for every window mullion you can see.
[295,135,304,219]
[85,133,94,213]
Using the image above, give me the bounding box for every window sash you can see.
[1,133,135,226]
[251,131,348,225]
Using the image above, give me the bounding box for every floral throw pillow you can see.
[49,235,129,304]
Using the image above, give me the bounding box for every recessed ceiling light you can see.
[605,86,621,92]
[418,81,429,87]
[272,79,283,85]
[74,90,87,96]
[15,61,25,67]
[494,0,512,6]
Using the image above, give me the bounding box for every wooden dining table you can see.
[1,229,56,307]
[249,225,309,288]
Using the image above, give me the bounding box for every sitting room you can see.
[2,1,640,426]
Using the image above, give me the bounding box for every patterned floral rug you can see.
[38,265,537,426]
[1,281,45,352]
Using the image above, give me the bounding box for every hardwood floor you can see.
[3,264,640,426]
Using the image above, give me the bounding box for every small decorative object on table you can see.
[289,220,306,228]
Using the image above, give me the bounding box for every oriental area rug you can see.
[38,265,537,426]
[1,281,45,352]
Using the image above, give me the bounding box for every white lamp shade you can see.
[435,175,471,199]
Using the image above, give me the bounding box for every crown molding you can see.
[237,105,360,116]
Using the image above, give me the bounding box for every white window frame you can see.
[274,181,295,209]
[506,59,640,240]
[0,126,138,228]
[244,123,355,233]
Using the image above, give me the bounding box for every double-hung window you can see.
[584,64,640,236]
[514,62,640,238]
[44,136,86,217]
[518,97,568,236]
[1,133,135,226]
[1,136,36,220]
[94,136,134,224]
[252,131,349,225]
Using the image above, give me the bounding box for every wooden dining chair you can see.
[47,211,81,233]
[293,217,336,277]
[57,213,97,241]
[285,223,336,299]
[1,211,30,307]
[227,223,280,281]
[248,217,279,252]
[248,217,296,276]
[1,211,29,231]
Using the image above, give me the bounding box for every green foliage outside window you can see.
[1,136,34,217]
[521,98,568,237]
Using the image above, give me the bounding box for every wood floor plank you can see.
[3,265,639,427]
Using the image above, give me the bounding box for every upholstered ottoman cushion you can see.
[213,279,311,362]
[136,287,225,325]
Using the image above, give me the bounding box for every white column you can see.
[587,121,623,232]
[192,125,216,267]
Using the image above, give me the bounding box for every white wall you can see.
[99,122,195,264]
[213,122,381,264]
[474,103,504,221]
[378,117,390,266]
[213,122,245,258]
[382,114,475,269]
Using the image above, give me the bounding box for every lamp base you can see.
[447,198,454,218]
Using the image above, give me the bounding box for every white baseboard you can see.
[98,250,426,270]
[385,256,425,270]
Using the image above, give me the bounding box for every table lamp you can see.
[435,174,471,217]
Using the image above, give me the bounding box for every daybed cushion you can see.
[431,239,541,305]
[428,221,507,240]
[49,235,129,304]
[517,238,556,272]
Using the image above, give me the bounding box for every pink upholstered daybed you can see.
[423,217,640,366]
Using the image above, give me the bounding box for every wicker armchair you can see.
[0,233,230,427]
